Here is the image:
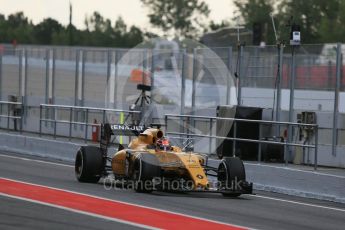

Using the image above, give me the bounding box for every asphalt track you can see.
[1,151,345,230]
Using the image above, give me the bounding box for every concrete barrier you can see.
[0,132,82,162]
[245,162,345,203]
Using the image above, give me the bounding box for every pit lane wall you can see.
[0,132,344,203]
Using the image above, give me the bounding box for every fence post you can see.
[179,51,186,144]
[232,121,237,157]
[19,49,23,104]
[69,107,73,140]
[74,49,81,129]
[332,43,341,156]
[39,105,42,136]
[20,104,23,133]
[186,116,191,141]
[23,49,28,125]
[191,49,197,113]
[237,45,244,105]
[180,51,186,115]
[141,50,147,114]
[53,107,57,139]
[284,140,288,166]
[209,118,213,155]
[51,48,56,105]
[50,49,56,128]
[327,60,333,89]
[114,50,118,108]
[275,44,284,136]
[142,50,147,86]
[74,49,80,108]
[288,46,297,162]
[164,115,168,134]
[226,47,232,105]
[45,49,50,105]
[150,49,155,104]
[258,123,262,162]
[7,103,10,129]
[17,49,27,129]
[81,50,85,108]
[190,49,198,136]
[102,109,106,123]
[106,50,111,107]
[84,108,88,142]
[314,125,318,170]
[46,49,53,127]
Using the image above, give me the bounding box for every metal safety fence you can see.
[39,104,141,142]
[165,114,318,169]
[0,100,23,131]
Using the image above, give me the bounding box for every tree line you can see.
[0,12,146,48]
[1,0,345,48]
[234,0,345,45]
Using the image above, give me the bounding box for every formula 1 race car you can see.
[75,124,253,197]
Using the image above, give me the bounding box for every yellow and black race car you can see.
[75,124,252,197]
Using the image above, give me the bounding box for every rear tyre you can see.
[75,146,104,183]
[132,153,161,193]
[217,157,246,197]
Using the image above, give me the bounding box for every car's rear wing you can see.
[100,123,145,152]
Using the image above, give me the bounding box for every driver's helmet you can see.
[156,138,171,151]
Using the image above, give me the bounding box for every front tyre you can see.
[132,153,161,193]
[217,157,246,197]
[75,146,104,183]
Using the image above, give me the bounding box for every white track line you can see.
[248,194,345,212]
[0,153,73,168]
[0,193,158,230]
[209,159,345,179]
[244,162,345,179]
